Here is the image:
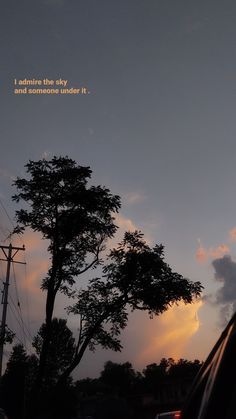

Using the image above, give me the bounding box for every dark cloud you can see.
[212,255,236,325]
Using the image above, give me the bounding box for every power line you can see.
[0,244,25,376]
[7,262,34,348]
[0,198,15,229]
[7,294,34,355]
[8,301,27,347]
[8,294,33,347]
[1,253,34,347]
[22,254,33,344]
[0,197,25,246]
[12,263,27,348]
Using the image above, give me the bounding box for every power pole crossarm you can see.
[0,243,25,376]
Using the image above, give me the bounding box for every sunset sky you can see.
[1,0,236,378]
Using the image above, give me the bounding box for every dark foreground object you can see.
[182,312,236,419]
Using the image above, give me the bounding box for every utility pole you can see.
[0,243,25,376]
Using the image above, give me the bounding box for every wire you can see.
[0,198,15,229]
[7,302,33,355]
[0,196,25,246]
[8,296,33,345]
[11,264,27,349]
[11,263,34,346]
[22,253,32,344]
[0,224,9,243]
[0,238,33,357]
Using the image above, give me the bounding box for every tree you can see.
[0,344,38,419]
[32,318,76,388]
[168,358,202,379]
[12,156,121,395]
[142,362,167,391]
[142,358,202,394]
[12,156,203,410]
[100,361,136,395]
[57,231,202,385]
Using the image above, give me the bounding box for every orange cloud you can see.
[196,245,208,263]
[113,213,152,246]
[108,213,139,249]
[136,300,203,365]
[115,213,138,232]
[209,244,230,258]
[195,242,230,263]
[124,192,146,205]
[229,227,236,242]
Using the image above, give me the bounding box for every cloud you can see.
[195,241,230,263]
[212,255,236,325]
[210,244,230,259]
[135,300,202,366]
[196,244,208,263]
[229,227,236,242]
[124,192,146,205]
[115,213,138,232]
[107,213,139,250]
[112,213,152,246]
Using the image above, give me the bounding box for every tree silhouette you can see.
[12,156,120,396]
[57,231,202,385]
[32,318,76,389]
[142,362,166,391]
[100,361,136,395]
[12,156,203,417]
[168,358,202,379]
[0,344,38,419]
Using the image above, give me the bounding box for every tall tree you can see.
[12,156,120,395]
[57,231,202,385]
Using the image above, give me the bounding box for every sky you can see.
[1,0,236,378]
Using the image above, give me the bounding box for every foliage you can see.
[12,156,121,396]
[100,361,136,395]
[12,156,203,405]
[0,344,38,419]
[60,231,202,384]
[3,325,15,344]
[32,318,76,387]
[168,358,203,378]
[12,156,121,294]
[75,358,203,418]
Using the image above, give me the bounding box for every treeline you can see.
[0,343,202,419]
[77,357,202,396]
[76,358,202,419]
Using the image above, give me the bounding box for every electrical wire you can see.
[7,301,34,356]
[0,197,32,343]
[0,196,25,246]
[8,295,33,347]
[22,253,32,344]
[11,263,34,348]
[0,198,15,229]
